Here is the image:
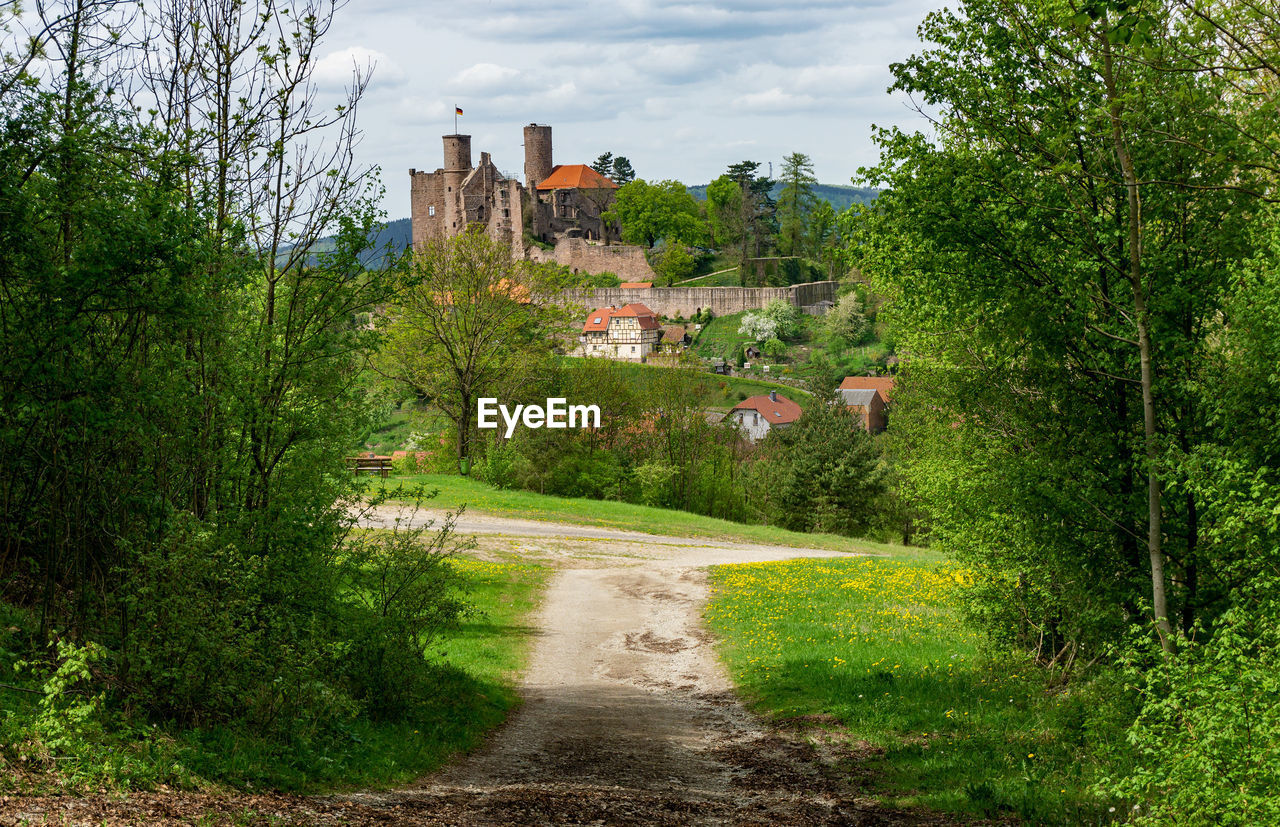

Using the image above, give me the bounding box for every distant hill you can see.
[276,216,412,271]
[687,182,878,211]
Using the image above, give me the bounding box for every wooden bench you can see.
[346,455,393,477]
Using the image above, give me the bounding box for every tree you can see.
[738,313,778,342]
[650,243,696,286]
[824,292,869,346]
[724,161,777,274]
[591,152,613,176]
[776,152,818,256]
[808,200,841,277]
[752,400,886,536]
[0,0,451,735]
[379,228,559,471]
[853,0,1258,660]
[603,179,705,248]
[611,156,636,185]
[706,175,745,252]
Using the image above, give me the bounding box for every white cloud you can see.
[395,96,448,124]
[733,88,817,113]
[449,63,522,92]
[314,46,404,90]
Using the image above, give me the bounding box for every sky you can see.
[310,0,948,221]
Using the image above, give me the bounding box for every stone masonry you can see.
[409,122,646,272]
[552,280,838,319]
[526,237,657,282]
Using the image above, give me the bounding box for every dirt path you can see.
[333,507,945,824]
[2,510,955,825]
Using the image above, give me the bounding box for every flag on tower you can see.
[455,107,463,116]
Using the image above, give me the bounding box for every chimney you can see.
[769,390,778,402]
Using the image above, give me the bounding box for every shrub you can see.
[1107,599,1280,825]
[340,506,473,719]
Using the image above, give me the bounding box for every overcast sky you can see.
[311,0,947,221]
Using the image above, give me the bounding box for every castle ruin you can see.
[410,123,649,276]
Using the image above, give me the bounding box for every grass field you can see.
[705,556,1126,823]
[0,557,548,794]
[558,356,812,411]
[373,473,891,555]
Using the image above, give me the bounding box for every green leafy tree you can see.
[650,243,696,286]
[853,0,1259,660]
[808,200,844,278]
[379,229,561,470]
[752,401,886,536]
[604,179,705,248]
[706,174,745,253]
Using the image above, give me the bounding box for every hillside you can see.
[687,182,878,211]
[276,216,412,270]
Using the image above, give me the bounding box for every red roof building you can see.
[839,375,894,402]
[580,303,662,361]
[729,390,802,442]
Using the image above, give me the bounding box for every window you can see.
[753,413,759,425]
[428,205,435,217]
[631,346,636,353]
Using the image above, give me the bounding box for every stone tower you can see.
[442,134,472,233]
[523,124,552,190]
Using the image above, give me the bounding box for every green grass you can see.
[558,356,812,411]
[0,557,548,795]
[358,406,417,454]
[692,311,748,359]
[373,473,889,555]
[705,556,1126,823]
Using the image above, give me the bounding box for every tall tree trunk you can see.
[1101,38,1174,654]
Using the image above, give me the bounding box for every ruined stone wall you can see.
[527,237,656,282]
[552,280,838,318]
[409,169,447,249]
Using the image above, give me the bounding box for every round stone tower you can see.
[523,124,552,190]
[442,135,472,232]
[442,134,472,174]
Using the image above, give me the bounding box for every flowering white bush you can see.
[738,312,779,342]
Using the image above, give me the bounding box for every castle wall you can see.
[528,237,656,282]
[551,280,838,318]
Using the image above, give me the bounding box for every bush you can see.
[1107,599,1280,824]
[340,506,473,719]
[476,438,520,489]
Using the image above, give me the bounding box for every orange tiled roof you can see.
[581,303,660,333]
[583,307,615,332]
[535,164,619,191]
[839,375,895,401]
[612,303,660,330]
[730,394,802,425]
